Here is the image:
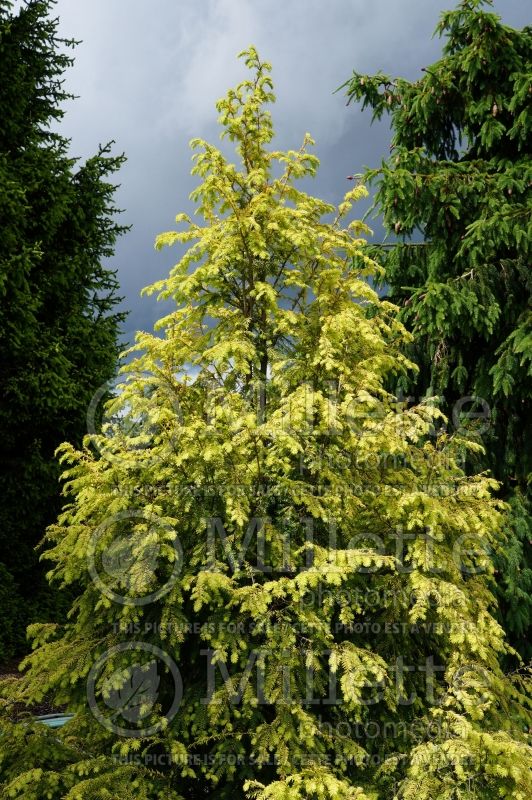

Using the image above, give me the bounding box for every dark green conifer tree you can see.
[0,0,127,659]
[341,0,531,657]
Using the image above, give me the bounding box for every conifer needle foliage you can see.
[1,46,530,800]
[340,0,531,658]
[0,0,127,658]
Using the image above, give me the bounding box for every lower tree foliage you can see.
[1,48,530,799]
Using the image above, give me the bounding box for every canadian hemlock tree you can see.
[1,46,530,800]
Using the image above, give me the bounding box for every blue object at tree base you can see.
[35,713,73,729]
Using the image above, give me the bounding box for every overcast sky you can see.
[39,0,529,346]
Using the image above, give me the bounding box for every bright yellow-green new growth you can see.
[1,46,530,800]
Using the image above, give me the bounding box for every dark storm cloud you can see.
[44,0,529,347]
